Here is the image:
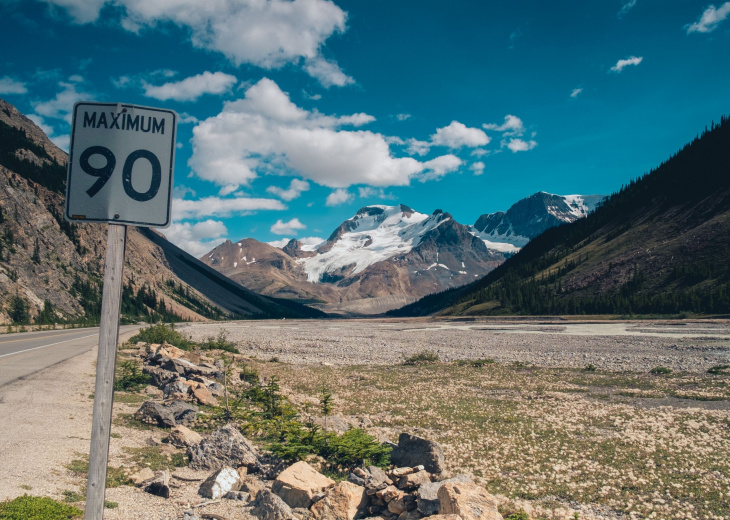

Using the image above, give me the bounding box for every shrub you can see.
[650,366,673,375]
[707,364,730,375]
[129,323,195,350]
[202,330,237,353]
[0,495,83,519]
[114,360,150,391]
[583,364,597,372]
[403,350,440,365]
[505,510,530,520]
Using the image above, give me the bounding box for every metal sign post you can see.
[65,102,176,520]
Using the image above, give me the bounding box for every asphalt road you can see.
[0,325,141,388]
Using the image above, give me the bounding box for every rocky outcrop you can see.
[437,482,502,520]
[310,481,367,520]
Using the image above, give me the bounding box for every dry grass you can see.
[243,358,730,520]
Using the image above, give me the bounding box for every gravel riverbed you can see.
[177,318,730,374]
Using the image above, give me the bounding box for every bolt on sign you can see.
[66,102,176,227]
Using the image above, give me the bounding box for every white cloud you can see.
[42,0,348,86]
[431,121,490,148]
[172,196,285,220]
[0,76,28,94]
[483,114,525,136]
[358,187,393,199]
[189,78,458,189]
[504,138,537,153]
[304,57,354,88]
[267,179,310,201]
[396,113,411,121]
[618,0,637,17]
[406,138,431,156]
[271,217,306,235]
[610,55,643,72]
[32,79,90,124]
[178,112,200,124]
[162,219,228,257]
[686,2,730,33]
[142,71,237,102]
[326,188,354,206]
[471,162,485,175]
[419,155,462,181]
[570,88,583,98]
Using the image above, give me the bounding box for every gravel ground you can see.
[177,318,730,374]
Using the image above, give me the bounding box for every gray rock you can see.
[292,507,311,520]
[224,490,250,501]
[188,424,262,471]
[416,474,472,516]
[142,365,179,388]
[390,433,445,475]
[348,473,366,486]
[250,489,295,520]
[163,379,190,398]
[134,400,198,428]
[144,470,170,499]
[183,510,200,520]
[367,466,390,485]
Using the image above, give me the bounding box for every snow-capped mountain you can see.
[470,192,605,251]
[201,204,506,314]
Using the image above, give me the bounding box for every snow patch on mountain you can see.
[298,205,450,282]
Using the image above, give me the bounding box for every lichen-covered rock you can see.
[272,461,335,509]
[188,424,261,471]
[438,482,502,520]
[134,400,197,427]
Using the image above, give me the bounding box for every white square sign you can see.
[65,102,177,228]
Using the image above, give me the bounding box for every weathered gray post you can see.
[84,223,127,520]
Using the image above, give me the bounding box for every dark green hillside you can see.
[391,115,730,317]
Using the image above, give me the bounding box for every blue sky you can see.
[1,0,728,256]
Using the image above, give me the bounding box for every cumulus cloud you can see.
[358,187,393,199]
[32,78,90,124]
[686,2,730,33]
[271,217,306,235]
[42,0,349,86]
[570,88,583,98]
[142,71,237,101]
[406,138,431,156]
[172,196,285,220]
[162,219,228,257]
[610,56,643,72]
[304,57,354,88]
[419,155,462,181]
[431,121,490,148]
[267,179,310,201]
[189,78,460,189]
[483,114,525,136]
[396,113,411,121]
[326,188,354,206]
[471,162,485,175]
[0,76,28,95]
[504,138,537,153]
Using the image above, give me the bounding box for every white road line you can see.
[0,333,98,359]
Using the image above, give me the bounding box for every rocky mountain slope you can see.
[470,192,604,251]
[0,98,323,324]
[203,205,508,314]
[392,116,730,317]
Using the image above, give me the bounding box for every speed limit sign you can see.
[65,102,177,227]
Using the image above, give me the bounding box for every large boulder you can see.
[272,461,335,509]
[188,424,261,471]
[143,365,179,388]
[250,489,295,520]
[438,482,502,520]
[390,433,445,475]
[198,467,241,499]
[310,481,367,520]
[417,475,473,516]
[134,400,198,428]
